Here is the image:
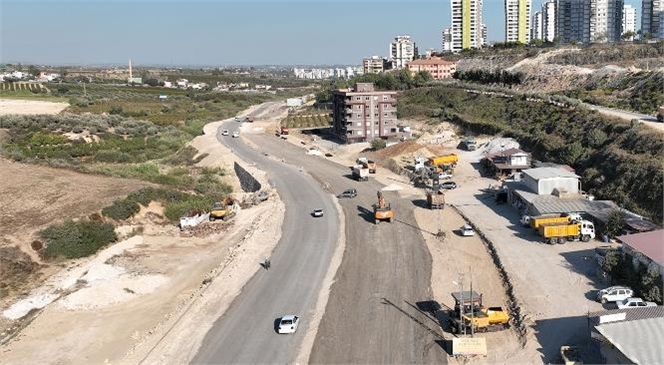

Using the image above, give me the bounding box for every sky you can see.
[0,0,643,66]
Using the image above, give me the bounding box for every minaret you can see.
[129,59,133,80]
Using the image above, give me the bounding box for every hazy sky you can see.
[0,0,642,66]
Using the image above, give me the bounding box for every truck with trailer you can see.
[427,154,459,167]
[356,157,377,173]
[350,165,369,181]
[426,189,445,209]
[538,220,596,244]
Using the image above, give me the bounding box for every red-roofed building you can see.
[406,57,456,80]
[617,229,664,278]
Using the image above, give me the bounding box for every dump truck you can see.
[448,291,510,334]
[524,213,582,230]
[373,191,394,224]
[426,189,445,209]
[657,106,664,123]
[460,138,477,151]
[357,157,377,173]
[209,197,238,221]
[351,165,369,181]
[427,154,459,167]
[539,220,596,244]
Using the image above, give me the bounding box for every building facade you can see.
[442,27,453,52]
[449,0,484,52]
[531,10,543,40]
[389,35,417,69]
[642,0,664,39]
[406,57,457,80]
[556,0,623,43]
[622,4,636,39]
[331,83,398,143]
[362,56,389,74]
[505,0,532,43]
[542,0,557,41]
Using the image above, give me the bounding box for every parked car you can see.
[438,172,453,180]
[460,224,475,236]
[312,209,324,217]
[616,297,657,309]
[439,181,457,190]
[221,129,229,136]
[338,189,357,199]
[277,315,299,334]
[232,131,239,138]
[234,117,242,122]
[597,286,634,304]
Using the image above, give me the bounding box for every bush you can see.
[102,199,141,220]
[371,138,387,151]
[40,220,117,259]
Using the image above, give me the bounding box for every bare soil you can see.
[0,99,69,115]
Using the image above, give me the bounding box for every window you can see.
[356,122,361,126]
[356,114,361,118]
[384,113,388,117]
[355,97,361,101]
[383,95,388,100]
[365,96,370,100]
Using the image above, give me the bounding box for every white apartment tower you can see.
[622,4,636,40]
[505,0,532,43]
[442,27,453,51]
[449,0,484,52]
[531,10,543,41]
[542,0,557,42]
[389,35,417,69]
[589,0,624,43]
[642,0,664,39]
[556,0,623,43]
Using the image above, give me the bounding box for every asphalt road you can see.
[191,114,339,364]
[240,129,448,363]
[581,102,664,132]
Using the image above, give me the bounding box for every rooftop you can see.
[407,57,455,66]
[522,167,579,180]
[506,181,618,216]
[616,229,664,266]
[486,147,529,159]
[595,316,664,364]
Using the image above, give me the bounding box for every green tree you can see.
[370,138,387,150]
[604,210,626,238]
[27,65,40,77]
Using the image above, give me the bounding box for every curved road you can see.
[191,113,339,364]
[581,102,664,132]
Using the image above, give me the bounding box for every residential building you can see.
[406,57,457,80]
[556,0,623,43]
[590,0,624,43]
[505,0,532,43]
[442,27,453,51]
[542,0,557,41]
[362,56,390,74]
[482,148,531,176]
[531,10,543,41]
[448,0,485,52]
[331,83,398,143]
[588,307,664,364]
[622,4,637,39]
[617,229,664,278]
[389,35,417,69]
[642,0,664,39]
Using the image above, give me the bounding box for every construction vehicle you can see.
[448,291,510,334]
[427,154,459,167]
[523,213,582,230]
[560,346,583,365]
[657,106,664,123]
[426,189,445,209]
[539,220,596,244]
[356,157,377,173]
[209,197,238,221]
[373,191,394,224]
[460,138,477,151]
[280,126,289,135]
[350,165,369,181]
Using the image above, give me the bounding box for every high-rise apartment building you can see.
[389,36,417,69]
[442,27,453,52]
[642,0,664,39]
[362,56,390,74]
[331,83,398,143]
[448,0,484,52]
[556,0,623,43]
[531,10,543,40]
[542,0,557,42]
[505,0,532,43]
[622,4,637,40]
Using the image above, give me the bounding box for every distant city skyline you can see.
[0,0,643,66]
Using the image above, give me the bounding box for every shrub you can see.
[102,199,141,220]
[371,138,387,151]
[40,220,117,259]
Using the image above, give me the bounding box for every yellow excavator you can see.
[209,196,237,221]
[373,191,394,224]
[448,291,510,334]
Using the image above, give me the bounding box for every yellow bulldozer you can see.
[209,196,238,221]
[373,191,394,224]
[448,290,510,334]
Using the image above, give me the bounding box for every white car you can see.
[460,224,475,236]
[312,209,324,218]
[221,129,229,136]
[277,315,299,334]
[616,297,657,309]
[597,286,634,304]
[232,131,239,138]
